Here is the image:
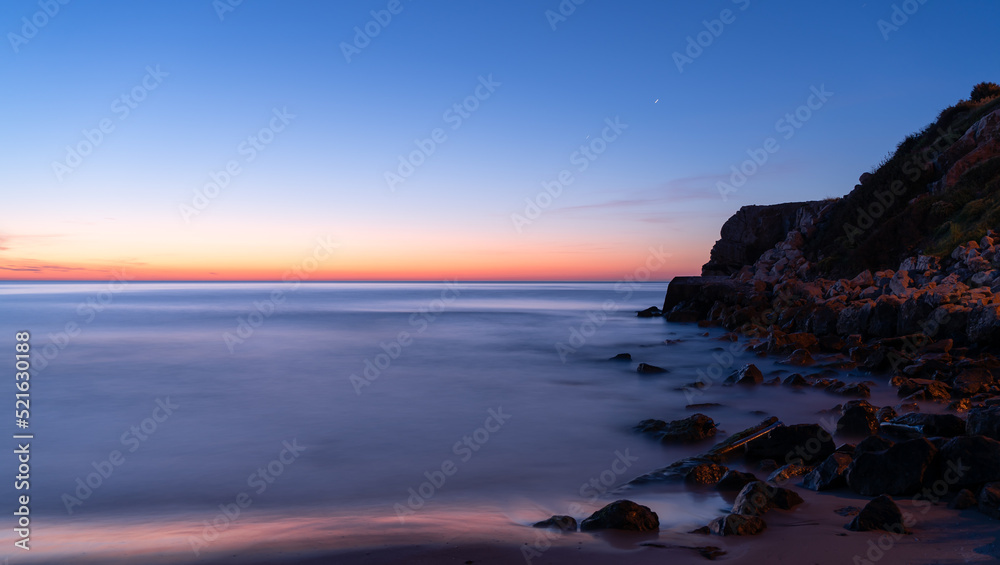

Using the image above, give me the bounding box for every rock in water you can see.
[846,438,938,496]
[532,515,577,532]
[889,413,966,438]
[767,464,813,485]
[938,435,1000,487]
[803,452,853,491]
[731,481,803,516]
[580,500,659,532]
[855,435,894,456]
[838,400,880,436]
[950,489,977,510]
[709,514,767,536]
[717,470,758,491]
[636,306,663,318]
[743,423,835,464]
[609,353,631,361]
[846,495,910,533]
[979,483,1000,519]
[685,463,728,485]
[967,405,1000,440]
[636,363,668,374]
[724,363,764,385]
[634,413,717,444]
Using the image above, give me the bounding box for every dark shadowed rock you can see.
[636,306,663,318]
[896,378,952,400]
[876,406,898,422]
[837,383,872,398]
[846,495,910,534]
[609,353,632,361]
[967,405,1000,440]
[701,201,822,276]
[783,373,809,387]
[709,514,767,536]
[951,489,977,510]
[580,500,659,532]
[889,413,966,438]
[731,481,804,516]
[725,363,763,385]
[803,452,853,491]
[767,464,813,485]
[847,438,939,496]
[952,369,995,397]
[744,424,835,464]
[779,349,815,366]
[637,363,668,374]
[979,482,1000,519]
[838,400,880,436]
[686,463,728,486]
[533,515,577,532]
[635,414,717,444]
[938,435,1000,487]
[717,470,758,491]
[855,436,894,456]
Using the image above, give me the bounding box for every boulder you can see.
[636,306,663,318]
[685,463,728,486]
[847,438,939,496]
[609,353,632,361]
[889,413,966,438]
[709,513,767,536]
[744,424,835,464]
[731,481,804,516]
[952,369,995,397]
[717,470,759,491]
[725,364,764,385]
[979,482,1000,519]
[779,349,815,366]
[767,463,813,485]
[837,400,880,436]
[868,296,902,338]
[855,436,894,456]
[533,515,577,532]
[837,302,873,336]
[783,373,809,387]
[967,405,1000,440]
[951,489,978,510]
[580,500,659,532]
[637,363,668,374]
[967,304,1000,343]
[896,378,952,400]
[635,414,717,444]
[803,452,853,491]
[938,435,1000,487]
[846,495,910,534]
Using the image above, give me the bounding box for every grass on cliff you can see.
[809,87,1000,277]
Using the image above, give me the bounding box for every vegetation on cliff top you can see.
[808,83,1000,278]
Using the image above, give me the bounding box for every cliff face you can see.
[701,201,826,277]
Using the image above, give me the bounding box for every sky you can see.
[1,0,998,281]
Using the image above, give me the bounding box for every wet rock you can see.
[744,424,835,464]
[868,296,902,338]
[609,353,632,361]
[533,515,577,532]
[951,489,978,510]
[837,383,871,398]
[716,470,758,491]
[724,363,764,385]
[636,363,668,374]
[685,463,728,486]
[635,413,717,444]
[876,406,898,422]
[938,435,1000,487]
[896,378,952,400]
[709,514,767,536]
[636,306,663,318]
[846,495,910,534]
[952,369,995,397]
[979,482,1000,519]
[731,481,804,516]
[779,349,815,366]
[767,331,819,353]
[837,303,872,336]
[847,438,939,496]
[889,413,966,438]
[767,463,813,485]
[967,304,1000,343]
[580,500,659,532]
[803,452,853,491]
[837,400,880,436]
[783,373,809,387]
[855,436,894,456]
[967,405,1000,440]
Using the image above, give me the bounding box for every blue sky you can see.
[1,0,998,279]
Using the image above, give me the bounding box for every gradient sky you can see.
[1,0,998,281]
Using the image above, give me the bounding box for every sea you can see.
[0,281,899,563]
